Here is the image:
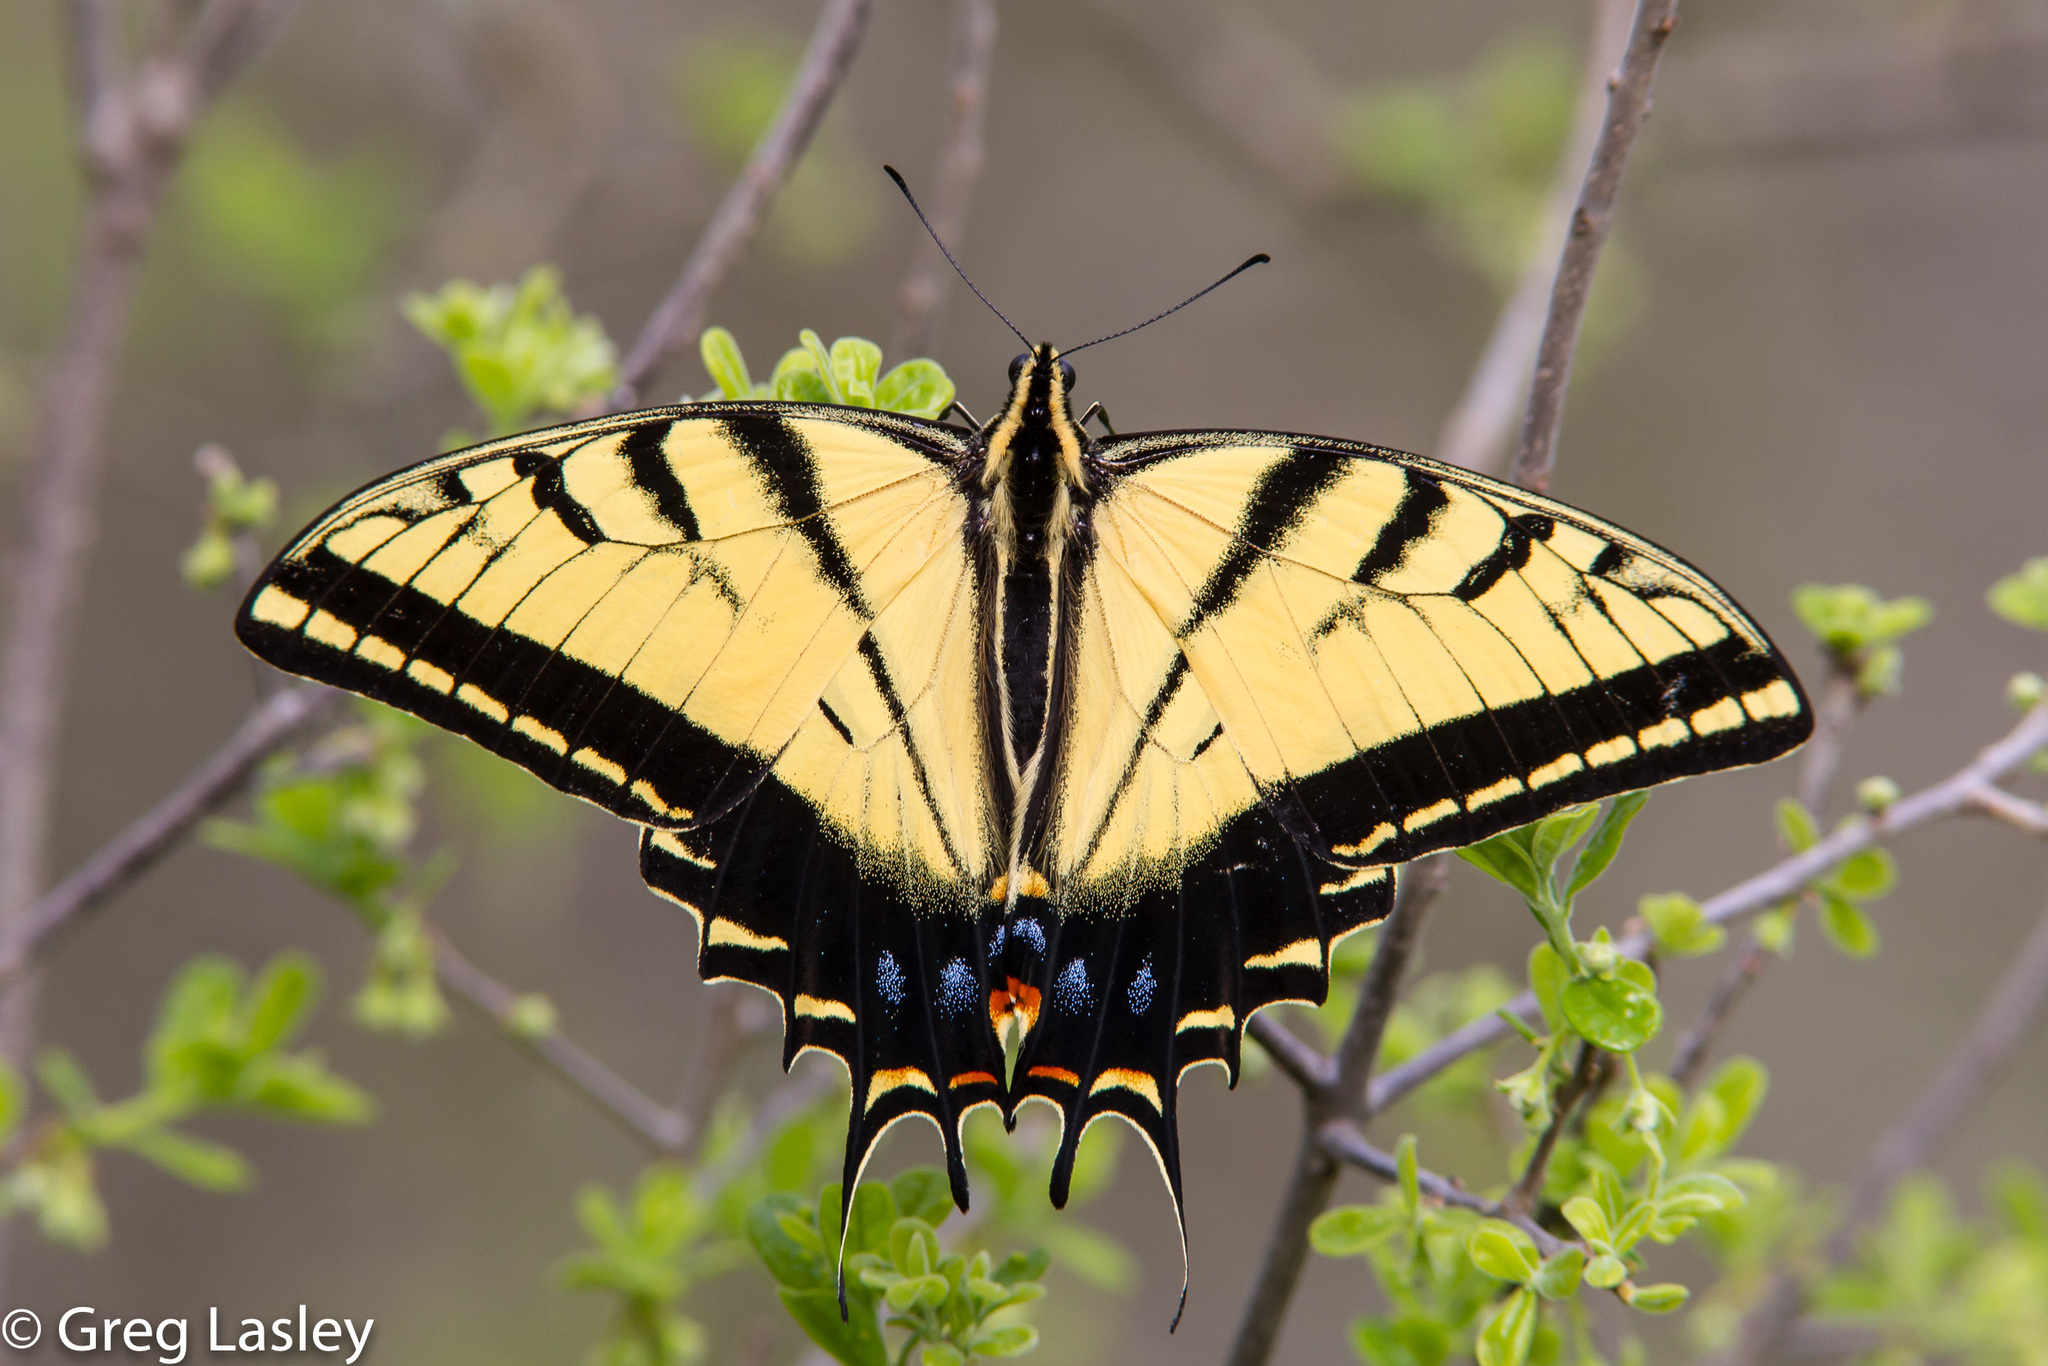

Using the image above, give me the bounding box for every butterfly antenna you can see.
[1064,253,1271,355]
[885,165,1030,349]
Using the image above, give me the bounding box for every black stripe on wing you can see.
[1001,799,1392,1323]
[640,772,1006,1218]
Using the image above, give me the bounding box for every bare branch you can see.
[430,930,689,1155]
[1667,933,1769,1093]
[1724,891,2048,1365]
[1436,0,1633,474]
[1795,667,1864,816]
[181,0,302,108]
[1371,703,2048,1113]
[1969,785,2048,837]
[609,0,877,407]
[890,0,998,358]
[1510,0,1681,493]
[0,686,342,983]
[1225,858,1446,1366]
[1247,1015,1333,1094]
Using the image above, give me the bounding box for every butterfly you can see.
[235,330,1810,1309]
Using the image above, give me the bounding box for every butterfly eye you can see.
[1009,354,1030,383]
[1058,359,1076,389]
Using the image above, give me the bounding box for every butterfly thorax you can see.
[978,345,1093,893]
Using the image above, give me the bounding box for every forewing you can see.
[1089,431,1813,866]
[236,404,984,854]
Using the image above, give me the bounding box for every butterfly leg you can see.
[1078,402,1116,437]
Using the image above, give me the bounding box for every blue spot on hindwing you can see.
[1128,957,1156,1014]
[1054,958,1091,1013]
[876,951,905,1008]
[937,958,976,1016]
[1013,918,1046,954]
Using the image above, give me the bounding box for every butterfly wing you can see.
[237,404,1008,1208]
[1084,431,1811,867]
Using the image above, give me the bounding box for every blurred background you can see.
[2,0,2046,1361]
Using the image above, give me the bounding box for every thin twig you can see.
[1371,704,2048,1114]
[1320,1122,1566,1258]
[1436,0,1633,474]
[1969,785,2048,836]
[1226,857,1447,1366]
[1509,0,1681,493]
[0,686,342,983]
[890,0,998,359]
[1667,934,1769,1093]
[1245,1014,1333,1093]
[1509,1040,1601,1214]
[609,0,877,408]
[430,931,689,1154]
[1723,891,2048,1365]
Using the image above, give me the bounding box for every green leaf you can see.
[35,1049,102,1119]
[1310,1203,1405,1256]
[842,1182,899,1256]
[1639,893,1724,957]
[1457,832,1544,903]
[404,266,617,433]
[1819,893,1880,957]
[0,1057,22,1142]
[1752,904,1796,955]
[750,1193,826,1288]
[1476,1288,1538,1366]
[923,1345,966,1366]
[889,1217,938,1276]
[242,952,319,1054]
[1988,557,2048,631]
[1038,1221,1131,1291]
[967,1325,1039,1357]
[779,1286,888,1366]
[698,325,753,399]
[890,1168,955,1226]
[1531,1247,1585,1299]
[1791,583,1933,654]
[1774,798,1820,852]
[1560,974,1662,1052]
[993,1248,1050,1285]
[239,1055,375,1124]
[1622,1281,1689,1313]
[829,337,883,406]
[1585,1253,1627,1289]
[1830,848,1897,901]
[875,359,957,419]
[1395,1133,1420,1212]
[1467,1220,1541,1284]
[1704,1056,1768,1149]
[124,1127,253,1192]
[1527,944,1569,1034]
[1561,1196,1610,1245]
[1656,1172,1747,1218]
[1529,803,1600,879]
[1565,792,1650,898]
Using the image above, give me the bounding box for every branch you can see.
[1370,703,2048,1114]
[1723,890,2048,1365]
[1226,857,1447,1366]
[1509,1040,1601,1214]
[0,686,342,983]
[1509,0,1681,493]
[1436,0,1634,474]
[609,0,877,407]
[430,931,689,1155]
[889,0,998,359]
[1320,1122,1567,1259]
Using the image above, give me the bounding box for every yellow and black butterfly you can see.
[236,257,1809,1310]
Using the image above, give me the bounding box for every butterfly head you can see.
[983,343,1088,494]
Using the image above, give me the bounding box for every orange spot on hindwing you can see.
[987,978,1042,1042]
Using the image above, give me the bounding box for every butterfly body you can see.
[236,343,1811,1306]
